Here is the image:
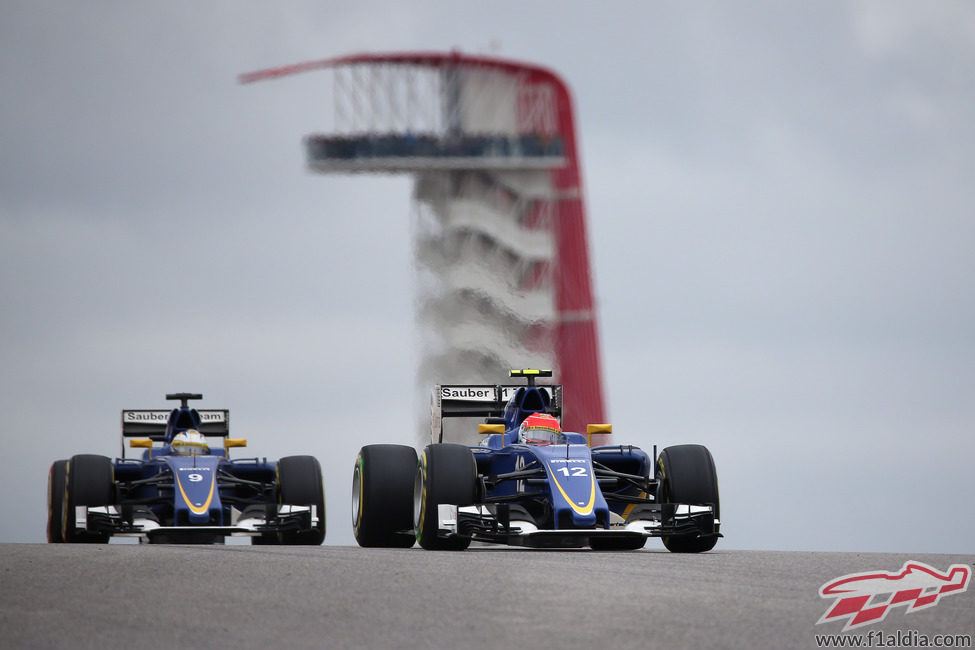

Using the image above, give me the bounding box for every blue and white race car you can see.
[352,370,720,552]
[47,393,325,544]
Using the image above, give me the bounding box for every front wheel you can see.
[277,455,326,545]
[414,444,476,551]
[353,445,418,548]
[656,444,720,553]
[64,454,114,543]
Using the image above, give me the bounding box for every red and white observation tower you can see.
[241,51,606,441]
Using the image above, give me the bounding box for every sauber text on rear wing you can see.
[121,409,230,440]
[431,384,562,443]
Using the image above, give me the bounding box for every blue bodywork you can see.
[473,384,650,533]
[111,401,276,535]
[424,372,717,549]
[67,393,322,544]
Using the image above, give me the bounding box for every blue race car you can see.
[47,393,325,544]
[352,370,720,552]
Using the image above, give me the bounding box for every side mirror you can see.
[586,424,612,446]
[129,439,153,448]
[477,424,505,435]
[223,438,247,459]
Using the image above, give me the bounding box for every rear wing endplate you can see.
[431,384,562,443]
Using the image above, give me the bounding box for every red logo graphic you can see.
[818,561,970,631]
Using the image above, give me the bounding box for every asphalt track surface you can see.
[1,545,971,649]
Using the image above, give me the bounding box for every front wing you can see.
[433,502,720,549]
[75,504,321,542]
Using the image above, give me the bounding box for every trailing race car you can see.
[352,370,720,552]
[47,393,325,544]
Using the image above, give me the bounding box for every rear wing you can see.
[431,384,562,443]
[121,409,230,441]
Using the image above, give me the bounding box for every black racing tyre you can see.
[656,444,720,553]
[47,460,68,543]
[64,454,114,544]
[353,445,418,548]
[414,444,477,551]
[277,455,326,545]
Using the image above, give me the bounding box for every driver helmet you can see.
[171,430,209,456]
[518,413,564,446]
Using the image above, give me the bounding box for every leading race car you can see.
[47,393,325,544]
[352,370,720,552]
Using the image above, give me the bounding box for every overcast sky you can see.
[2,2,973,553]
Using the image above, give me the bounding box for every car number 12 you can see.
[556,466,588,477]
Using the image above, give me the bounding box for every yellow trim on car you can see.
[545,461,595,516]
[175,471,215,515]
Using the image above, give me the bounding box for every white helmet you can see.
[171,430,209,456]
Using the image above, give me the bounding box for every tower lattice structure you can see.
[242,52,606,443]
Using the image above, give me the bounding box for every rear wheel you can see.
[352,445,418,548]
[656,444,720,553]
[47,460,68,543]
[251,533,278,545]
[277,455,326,545]
[251,504,280,545]
[589,535,646,551]
[414,444,477,551]
[64,454,114,543]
